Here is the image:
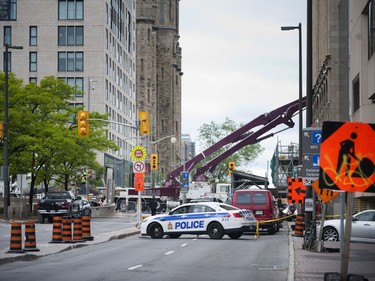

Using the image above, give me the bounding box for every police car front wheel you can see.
[207,222,225,239]
[148,223,164,239]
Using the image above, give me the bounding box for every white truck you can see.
[181,182,232,203]
[113,182,231,213]
[114,186,177,213]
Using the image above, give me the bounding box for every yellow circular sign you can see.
[131,146,147,161]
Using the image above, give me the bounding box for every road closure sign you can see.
[319,121,375,192]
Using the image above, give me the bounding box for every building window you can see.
[58,52,83,71]
[3,26,11,45]
[29,77,37,84]
[29,52,37,72]
[29,26,37,46]
[62,77,83,97]
[369,1,375,58]
[3,26,12,46]
[352,75,360,114]
[58,0,83,20]
[0,0,17,20]
[58,26,83,46]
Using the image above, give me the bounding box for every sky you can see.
[179,0,307,185]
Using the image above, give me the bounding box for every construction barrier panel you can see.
[7,222,24,253]
[50,216,63,243]
[72,217,85,243]
[293,214,305,237]
[23,221,39,251]
[82,215,94,241]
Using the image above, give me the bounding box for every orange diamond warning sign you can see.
[319,121,375,192]
[311,179,340,204]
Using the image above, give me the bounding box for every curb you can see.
[0,228,141,266]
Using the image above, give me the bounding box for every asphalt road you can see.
[0,218,290,281]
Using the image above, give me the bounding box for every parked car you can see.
[317,209,375,243]
[71,196,92,217]
[141,202,256,239]
[228,189,279,234]
[37,191,91,223]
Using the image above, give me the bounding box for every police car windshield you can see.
[219,204,240,211]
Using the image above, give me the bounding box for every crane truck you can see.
[115,97,306,214]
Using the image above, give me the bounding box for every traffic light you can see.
[77,111,89,137]
[150,154,158,170]
[138,111,150,135]
[228,161,236,176]
[0,122,3,140]
[134,173,145,191]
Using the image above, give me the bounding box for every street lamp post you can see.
[281,23,303,165]
[3,44,23,220]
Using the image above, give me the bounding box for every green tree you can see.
[197,117,264,183]
[0,75,118,213]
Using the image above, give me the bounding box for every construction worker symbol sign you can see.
[319,121,375,192]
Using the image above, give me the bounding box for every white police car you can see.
[140,202,256,239]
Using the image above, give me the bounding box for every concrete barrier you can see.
[91,205,116,217]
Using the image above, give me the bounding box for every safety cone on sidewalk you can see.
[82,215,94,241]
[50,216,63,243]
[292,214,304,237]
[7,222,25,253]
[72,216,85,243]
[24,221,40,251]
[62,217,75,243]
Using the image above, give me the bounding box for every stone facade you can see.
[136,0,182,178]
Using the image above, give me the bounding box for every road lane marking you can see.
[165,251,174,255]
[128,265,143,270]
[181,243,188,247]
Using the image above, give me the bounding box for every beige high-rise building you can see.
[1,0,137,188]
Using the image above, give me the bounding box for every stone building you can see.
[136,0,183,180]
[312,0,375,210]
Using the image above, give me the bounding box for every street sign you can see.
[180,171,189,192]
[134,173,145,191]
[319,121,375,192]
[131,146,147,161]
[287,177,306,204]
[311,179,340,204]
[301,127,322,180]
[133,161,145,173]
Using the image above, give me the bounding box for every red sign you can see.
[134,173,145,191]
[319,121,375,192]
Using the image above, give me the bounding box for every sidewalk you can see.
[289,222,375,281]
[0,222,140,265]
